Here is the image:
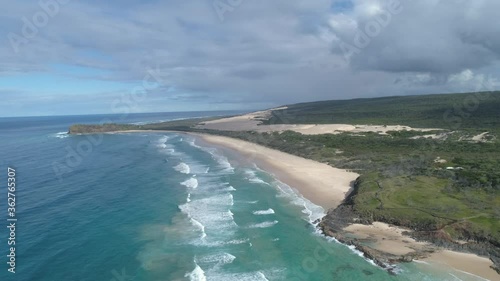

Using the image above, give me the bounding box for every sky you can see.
[1,0,500,117]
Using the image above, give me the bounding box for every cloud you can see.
[0,0,499,116]
[326,0,500,74]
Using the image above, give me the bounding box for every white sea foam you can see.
[215,156,234,172]
[244,170,269,185]
[155,136,179,155]
[174,162,191,174]
[187,139,234,173]
[190,218,207,239]
[222,185,236,192]
[197,253,236,266]
[248,220,278,229]
[179,192,238,245]
[185,264,207,281]
[181,177,199,189]
[203,238,249,247]
[180,161,209,175]
[207,271,270,281]
[52,132,69,139]
[193,193,234,207]
[253,208,275,215]
[347,245,378,267]
[235,200,258,204]
[187,138,202,149]
[257,272,270,281]
[158,136,169,143]
[273,180,325,224]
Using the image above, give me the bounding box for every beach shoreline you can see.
[193,133,498,281]
[194,133,359,211]
[102,129,498,280]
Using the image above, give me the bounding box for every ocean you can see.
[0,112,487,281]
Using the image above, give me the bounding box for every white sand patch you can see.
[472,132,490,142]
[411,132,450,140]
[434,157,447,164]
[196,109,440,135]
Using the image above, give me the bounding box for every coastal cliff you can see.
[319,176,500,274]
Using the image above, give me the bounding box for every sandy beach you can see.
[195,133,359,210]
[424,250,498,281]
[344,223,498,280]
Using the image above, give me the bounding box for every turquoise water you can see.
[0,114,489,281]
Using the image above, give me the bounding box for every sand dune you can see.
[198,108,440,135]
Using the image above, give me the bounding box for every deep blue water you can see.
[0,112,487,281]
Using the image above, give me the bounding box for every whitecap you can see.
[190,218,207,239]
[185,264,206,281]
[197,253,236,266]
[179,193,238,245]
[222,185,236,192]
[207,271,270,281]
[181,177,199,189]
[157,135,169,143]
[273,181,325,224]
[52,132,69,139]
[253,208,275,215]
[187,138,202,149]
[248,220,278,229]
[244,170,269,185]
[203,238,249,247]
[174,162,191,174]
[187,139,234,172]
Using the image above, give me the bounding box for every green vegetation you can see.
[353,173,500,243]
[69,117,221,134]
[207,129,500,265]
[211,130,500,190]
[266,91,500,130]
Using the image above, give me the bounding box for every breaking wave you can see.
[253,208,275,215]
